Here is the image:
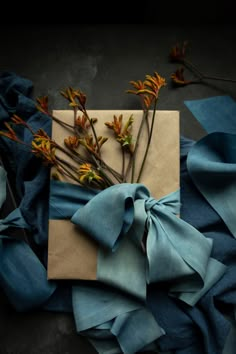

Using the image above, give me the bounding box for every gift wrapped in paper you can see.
[47,110,179,280]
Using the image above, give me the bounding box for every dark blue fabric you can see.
[51,179,224,306]
[1,73,236,353]
[184,95,236,134]
[0,73,51,245]
[0,72,71,312]
[187,132,236,239]
[0,72,33,121]
[0,236,56,311]
[146,143,236,354]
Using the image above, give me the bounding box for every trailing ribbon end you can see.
[70,183,226,306]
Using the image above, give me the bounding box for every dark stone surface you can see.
[0,23,236,353]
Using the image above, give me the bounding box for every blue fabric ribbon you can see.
[51,181,225,306]
[0,235,56,311]
[184,95,236,134]
[0,208,30,232]
[1,73,236,354]
[187,132,236,239]
[72,282,164,354]
[185,95,236,240]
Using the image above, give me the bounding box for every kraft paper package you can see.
[47,110,179,280]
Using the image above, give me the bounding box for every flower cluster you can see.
[170,41,236,86]
[0,72,166,190]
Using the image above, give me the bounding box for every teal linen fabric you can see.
[187,132,236,239]
[0,208,30,232]
[70,183,225,305]
[184,95,236,239]
[98,237,147,300]
[72,282,164,354]
[1,73,236,353]
[49,180,99,219]
[184,95,236,134]
[0,235,56,311]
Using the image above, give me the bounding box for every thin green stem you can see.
[56,155,79,173]
[136,97,158,183]
[51,115,74,130]
[83,108,101,157]
[183,59,204,79]
[183,59,236,83]
[40,110,75,132]
[55,161,82,184]
[88,154,114,187]
[127,109,148,183]
[73,107,78,129]
[122,149,125,182]
[90,149,124,183]
[55,144,86,164]
[203,75,236,83]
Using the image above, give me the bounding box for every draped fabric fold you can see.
[0,235,56,311]
[49,180,226,306]
[184,96,236,239]
[0,208,30,232]
[72,283,164,354]
[1,73,236,354]
[184,95,236,135]
[187,132,236,239]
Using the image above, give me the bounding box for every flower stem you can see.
[89,149,124,183]
[55,144,87,165]
[83,109,101,157]
[136,98,158,183]
[51,115,74,130]
[183,59,236,83]
[39,108,75,132]
[203,75,236,83]
[55,161,82,184]
[73,107,78,128]
[127,109,148,183]
[183,59,204,79]
[56,155,79,173]
[122,149,125,182]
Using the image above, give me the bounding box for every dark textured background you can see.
[0,19,236,354]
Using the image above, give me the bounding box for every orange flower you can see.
[78,163,104,185]
[105,114,134,153]
[126,80,146,95]
[36,96,49,113]
[11,114,35,134]
[64,135,80,149]
[169,41,188,62]
[61,87,87,109]
[127,72,166,109]
[171,67,192,86]
[75,114,97,133]
[32,131,56,165]
[73,90,87,108]
[79,135,108,154]
[0,122,20,142]
[144,72,166,94]
[105,114,123,135]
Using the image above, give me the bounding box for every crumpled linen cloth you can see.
[0,72,236,353]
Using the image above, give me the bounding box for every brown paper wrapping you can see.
[47,110,179,280]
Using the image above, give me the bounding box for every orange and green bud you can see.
[32,132,56,165]
[78,163,104,185]
[36,96,49,113]
[171,67,192,86]
[169,41,188,62]
[64,135,80,149]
